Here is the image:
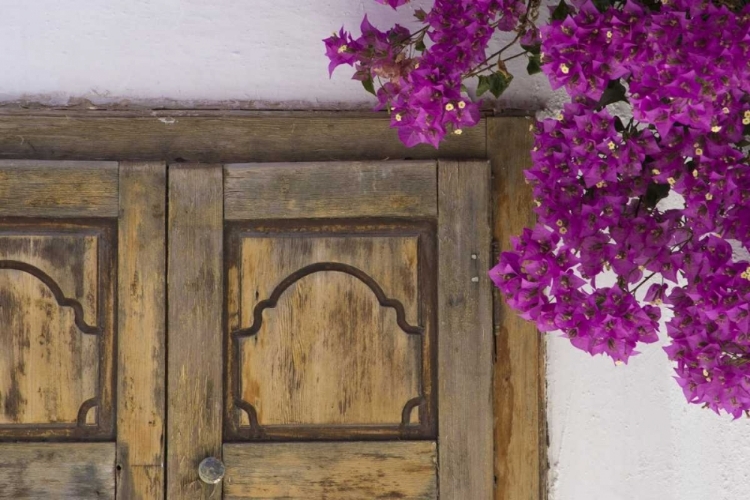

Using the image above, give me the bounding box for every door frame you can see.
[0,109,546,500]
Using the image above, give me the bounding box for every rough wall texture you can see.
[2,1,749,499]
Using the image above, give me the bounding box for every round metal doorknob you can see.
[198,457,225,484]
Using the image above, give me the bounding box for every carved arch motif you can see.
[232,262,424,339]
[0,260,102,431]
[0,260,101,335]
[231,262,426,437]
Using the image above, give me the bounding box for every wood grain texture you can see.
[0,114,544,498]
[0,442,115,499]
[234,235,422,427]
[117,162,167,500]
[0,111,485,163]
[437,160,494,500]
[0,222,116,439]
[167,164,224,500]
[224,161,437,220]
[223,441,437,499]
[488,117,547,500]
[0,160,118,217]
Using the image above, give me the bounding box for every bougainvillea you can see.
[325,0,750,417]
[324,0,537,146]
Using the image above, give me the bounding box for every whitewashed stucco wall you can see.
[3,1,750,499]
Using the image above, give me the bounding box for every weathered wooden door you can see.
[0,159,492,499]
[167,160,493,500]
[0,161,166,499]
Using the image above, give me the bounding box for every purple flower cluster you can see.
[324,0,528,147]
[324,0,750,416]
[492,0,750,416]
[541,0,750,138]
[490,102,665,363]
[664,237,750,417]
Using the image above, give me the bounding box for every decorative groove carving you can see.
[0,260,101,335]
[76,398,99,427]
[401,397,425,426]
[234,399,264,438]
[232,262,426,436]
[232,261,424,339]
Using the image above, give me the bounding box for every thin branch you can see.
[631,271,658,294]
[502,51,529,63]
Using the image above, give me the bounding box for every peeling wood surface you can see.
[167,164,224,500]
[0,111,485,163]
[0,160,118,217]
[0,265,98,425]
[488,116,547,500]
[0,221,116,439]
[223,441,437,499]
[0,442,115,499]
[437,160,494,499]
[224,161,438,220]
[230,233,423,431]
[117,162,167,499]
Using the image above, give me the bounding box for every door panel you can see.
[225,221,436,441]
[168,160,493,500]
[0,161,167,500]
[223,441,437,500]
[0,220,116,439]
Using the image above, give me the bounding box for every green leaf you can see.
[520,42,541,55]
[591,0,614,12]
[476,75,491,97]
[362,77,376,96]
[414,8,427,21]
[597,79,628,109]
[645,182,670,209]
[526,54,542,75]
[477,72,514,98]
[415,39,426,52]
[551,0,572,21]
[488,71,514,98]
[460,84,469,94]
[639,0,662,11]
[614,116,625,133]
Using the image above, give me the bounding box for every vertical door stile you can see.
[117,162,168,499]
[167,164,224,499]
[437,160,494,499]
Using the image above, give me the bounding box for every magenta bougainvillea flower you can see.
[374,0,410,8]
[323,0,522,146]
[326,0,750,417]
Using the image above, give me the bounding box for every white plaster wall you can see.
[2,1,750,499]
[0,0,552,109]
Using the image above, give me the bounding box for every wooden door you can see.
[167,160,493,499]
[0,161,166,499]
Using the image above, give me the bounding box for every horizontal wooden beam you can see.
[0,442,115,499]
[223,441,437,499]
[0,110,486,163]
